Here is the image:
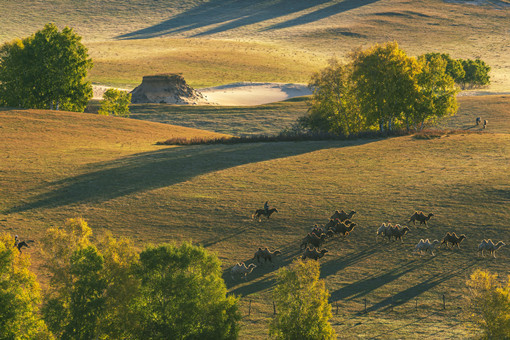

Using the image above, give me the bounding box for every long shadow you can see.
[366,259,478,312]
[320,243,383,280]
[5,140,375,214]
[117,0,378,40]
[329,257,432,302]
[263,0,380,31]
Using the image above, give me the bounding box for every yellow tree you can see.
[270,259,335,340]
[467,269,510,339]
[0,234,52,339]
[350,41,421,133]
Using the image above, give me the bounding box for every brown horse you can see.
[252,208,278,222]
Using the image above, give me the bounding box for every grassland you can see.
[1,96,509,338]
[2,0,509,90]
[1,0,510,337]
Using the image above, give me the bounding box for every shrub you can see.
[466,269,510,339]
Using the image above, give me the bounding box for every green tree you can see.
[0,23,92,112]
[412,54,459,129]
[0,234,52,339]
[135,242,241,339]
[64,246,107,340]
[97,233,140,339]
[421,53,465,84]
[41,218,140,339]
[98,88,131,117]
[467,269,510,339]
[269,259,335,340]
[460,58,491,89]
[304,59,364,136]
[350,41,421,133]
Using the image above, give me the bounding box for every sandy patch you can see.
[199,82,311,106]
[93,82,311,106]
[92,85,131,100]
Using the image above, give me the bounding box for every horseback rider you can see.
[264,201,269,215]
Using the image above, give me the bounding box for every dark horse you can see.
[252,208,279,222]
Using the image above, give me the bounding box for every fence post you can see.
[273,301,276,315]
[248,299,251,316]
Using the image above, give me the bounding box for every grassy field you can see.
[1,96,509,338]
[2,0,509,90]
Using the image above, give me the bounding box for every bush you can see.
[98,88,131,117]
[467,269,510,339]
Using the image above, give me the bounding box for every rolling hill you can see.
[1,95,509,338]
[2,0,509,89]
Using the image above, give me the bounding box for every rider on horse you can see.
[264,201,269,215]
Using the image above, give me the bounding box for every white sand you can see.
[199,82,311,106]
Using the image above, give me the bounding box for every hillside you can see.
[0,97,509,338]
[2,0,509,89]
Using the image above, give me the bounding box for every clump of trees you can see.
[98,89,131,117]
[301,42,490,136]
[270,259,336,340]
[2,218,241,339]
[0,234,52,339]
[0,23,93,112]
[467,269,510,339]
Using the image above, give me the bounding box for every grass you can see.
[0,96,509,338]
[2,0,509,90]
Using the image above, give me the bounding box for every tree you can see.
[98,89,131,117]
[41,218,140,339]
[135,242,241,339]
[460,58,491,89]
[304,59,364,136]
[0,234,52,339]
[0,23,93,112]
[421,53,465,84]
[64,246,107,340]
[412,54,458,129]
[350,41,421,133]
[467,269,510,339]
[269,259,335,340]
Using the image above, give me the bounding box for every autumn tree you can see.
[412,54,459,129]
[270,259,335,340]
[467,269,510,339]
[41,218,139,339]
[0,234,52,339]
[0,23,93,111]
[303,59,364,136]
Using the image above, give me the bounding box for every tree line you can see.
[300,42,490,136]
[2,218,508,339]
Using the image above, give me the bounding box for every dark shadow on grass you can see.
[329,256,432,303]
[117,0,379,40]
[365,259,478,313]
[263,0,380,31]
[4,140,374,214]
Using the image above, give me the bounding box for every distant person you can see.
[264,201,270,215]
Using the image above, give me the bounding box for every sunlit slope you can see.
[2,0,509,89]
[0,99,509,337]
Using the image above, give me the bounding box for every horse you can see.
[252,208,278,222]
